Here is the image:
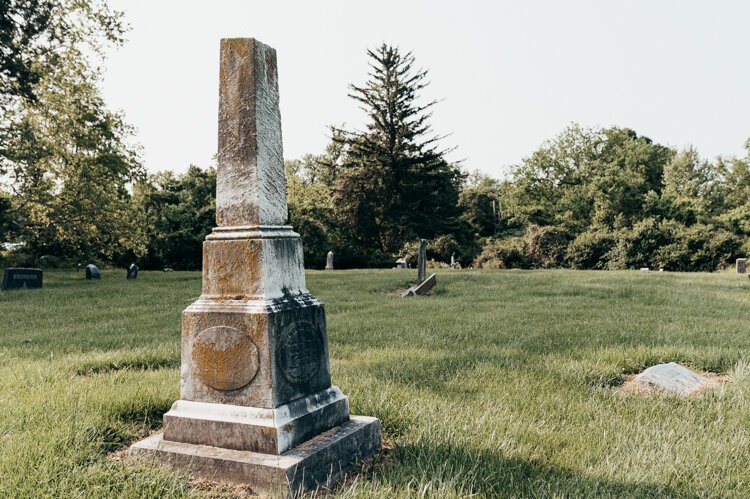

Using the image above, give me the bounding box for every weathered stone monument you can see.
[402,239,436,297]
[417,238,427,284]
[130,38,380,494]
[127,263,138,280]
[325,251,334,270]
[737,258,746,274]
[85,264,101,280]
[2,268,43,290]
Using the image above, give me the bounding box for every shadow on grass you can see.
[89,398,174,454]
[391,441,695,498]
[75,356,179,376]
[364,352,527,394]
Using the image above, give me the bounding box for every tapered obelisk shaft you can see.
[216,38,287,227]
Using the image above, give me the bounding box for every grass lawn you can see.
[1,268,750,497]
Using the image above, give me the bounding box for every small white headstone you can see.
[634,362,708,395]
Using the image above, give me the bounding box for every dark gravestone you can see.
[2,268,43,290]
[85,264,101,280]
[127,263,138,280]
[418,238,427,284]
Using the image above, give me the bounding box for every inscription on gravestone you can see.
[279,321,324,384]
[2,268,43,290]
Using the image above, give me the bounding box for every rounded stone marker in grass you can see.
[634,362,709,395]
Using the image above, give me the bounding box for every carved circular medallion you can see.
[278,321,323,384]
[192,326,259,391]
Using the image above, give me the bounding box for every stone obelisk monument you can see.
[130,38,380,494]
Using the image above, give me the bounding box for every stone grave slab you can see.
[634,362,708,395]
[2,268,43,290]
[401,272,437,297]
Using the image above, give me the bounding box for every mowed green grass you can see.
[1,269,750,497]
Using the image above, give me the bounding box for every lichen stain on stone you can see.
[203,239,262,297]
[192,326,259,391]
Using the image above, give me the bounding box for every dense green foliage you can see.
[132,166,215,270]
[0,0,142,266]
[2,269,750,497]
[482,127,750,271]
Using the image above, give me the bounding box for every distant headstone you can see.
[395,258,407,269]
[325,251,334,270]
[414,272,436,295]
[2,268,43,290]
[634,362,708,395]
[85,264,101,280]
[127,263,138,280]
[737,258,746,274]
[450,254,456,269]
[401,272,437,297]
[76,263,82,272]
[639,267,650,272]
[418,238,427,284]
[163,267,174,272]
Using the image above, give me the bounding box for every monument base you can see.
[163,387,351,454]
[129,416,381,495]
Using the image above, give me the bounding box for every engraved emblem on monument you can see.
[278,321,323,384]
[192,326,259,391]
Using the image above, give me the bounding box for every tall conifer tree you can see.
[334,44,463,256]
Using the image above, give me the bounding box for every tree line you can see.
[1,1,747,271]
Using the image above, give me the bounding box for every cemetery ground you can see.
[1,270,749,497]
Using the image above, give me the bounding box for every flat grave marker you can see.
[2,268,43,290]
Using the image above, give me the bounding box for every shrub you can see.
[472,237,530,269]
[524,225,572,268]
[565,229,617,269]
[605,218,673,269]
[655,224,742,271]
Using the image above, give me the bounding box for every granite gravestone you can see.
[737,258,746,274]
[325,251,334,270]
[130,38,380,495]
[418,238,427,284]
[2,268,43,290]
[85,264,101,280]
[127,263,138,280]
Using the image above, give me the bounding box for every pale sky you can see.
[101,1,750,179]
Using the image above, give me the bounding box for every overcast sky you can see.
[101,0,750,178]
